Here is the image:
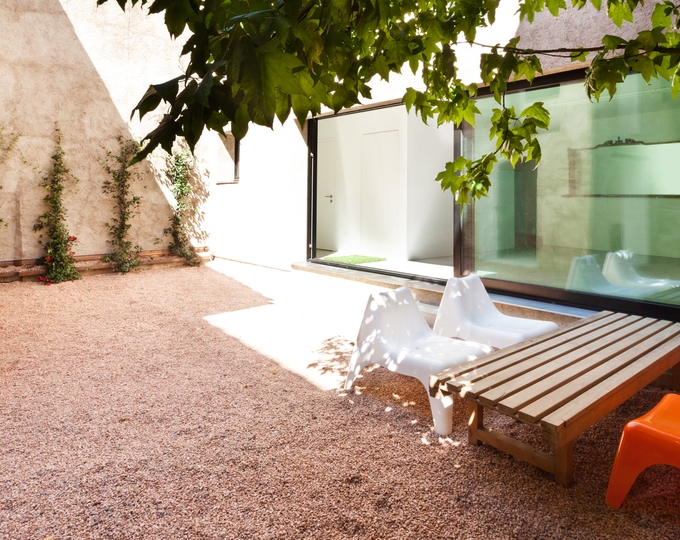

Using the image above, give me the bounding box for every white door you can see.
[316,138,337,252]
[361,130,399,258]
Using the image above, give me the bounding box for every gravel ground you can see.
[1,260,679,539]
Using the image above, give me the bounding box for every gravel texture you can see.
[1,259,679,539]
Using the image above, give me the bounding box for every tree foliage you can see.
[99,0,680,202]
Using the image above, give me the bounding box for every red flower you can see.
[45,256,51,262]
[70,251,75,256]
[38,276,46,281]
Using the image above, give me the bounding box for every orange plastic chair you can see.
[605,393,680,509]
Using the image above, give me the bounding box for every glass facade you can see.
[467,74,680,307]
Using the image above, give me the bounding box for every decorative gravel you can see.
[1,260,678,539]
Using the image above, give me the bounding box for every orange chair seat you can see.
[605,393,680,509]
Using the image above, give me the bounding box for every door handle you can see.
[325,195,333,203]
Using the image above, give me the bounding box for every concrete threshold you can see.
[292,261,597,326]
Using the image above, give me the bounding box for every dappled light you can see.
[345,286,492,434]
[203,258,385,391]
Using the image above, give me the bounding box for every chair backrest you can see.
[359,287,432,348]
[603,251,641,286]
[565,255,653,299]
[565,255,613,293]
[433,274,501,338]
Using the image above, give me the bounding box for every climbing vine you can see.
[0,127,19,229]
[102,137,143,273]
[33,126,80,284]
[163,145,201,266]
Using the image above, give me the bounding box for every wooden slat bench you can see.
[430,311,680,486]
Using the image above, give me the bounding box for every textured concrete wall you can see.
[516,2,658,72]
[0,0,182,262]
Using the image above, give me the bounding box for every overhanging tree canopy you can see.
[100,0,680,203]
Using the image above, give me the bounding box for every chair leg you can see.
[344,351,364,391]
[428,394,454,436]
[605,426,658,509]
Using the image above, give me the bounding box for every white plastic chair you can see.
[433,274,558,349]
[603,250,680,291]
[344,287,492,435]
[565,255,652,300]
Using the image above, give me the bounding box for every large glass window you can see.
[313,105,455,279]
[467,74,680,307]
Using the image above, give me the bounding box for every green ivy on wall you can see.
[102,136,143,273]
[163,145,201,266]
[33,126,80,284]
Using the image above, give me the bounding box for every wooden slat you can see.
[540,330,680,441]
[476,427,555,474]
[431,311,618,388]
[519,324,680,424]
[472,317,656,403]
[487,319,671,413]
[444,314,642,397]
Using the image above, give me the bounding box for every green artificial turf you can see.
[323,255,386,265]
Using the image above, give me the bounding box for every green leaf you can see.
[195,73,213,106]
[131,85,162,121]
[231,105,250,140]
[162,0,197,38]
[519,102,550,128]
[652,3,673,29]
[262,52,306,95]
[403,87,418,111]
[546,0,566,17]
[608,1,634,27]
[275,90,291,125]
[628,55,657,82]
[291,94,311,127]
[602,35,627,52]
[570,49,588,62]
[132,114,179,163]
[153,76,183,102]
[672,68,680,98]
[637,29,666,51]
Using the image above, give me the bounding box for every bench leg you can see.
[468,401,483,446]
[673,362,680,393]
[555,441,574,487]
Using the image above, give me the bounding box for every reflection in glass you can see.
[467,75,680,305]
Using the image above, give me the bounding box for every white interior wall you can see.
[360,130,402,258]
[406,114,454,260]
[317,107,408,258]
